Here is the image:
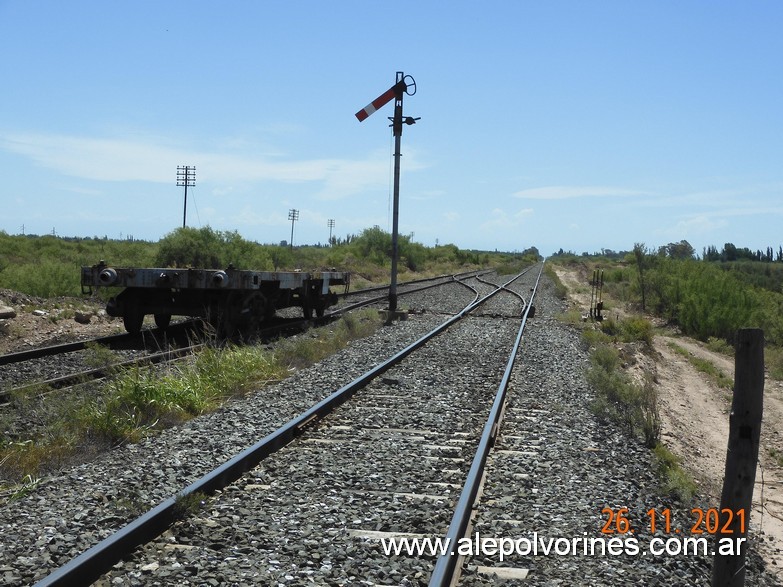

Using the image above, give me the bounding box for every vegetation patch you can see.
[586,344,660,448]
[0,310,383,484]
[173,491,208,520]
[584,333,698,501]
[544,264,568,299]
[653,443,698,502]
[599,316,654,346]
[551,262,697,503]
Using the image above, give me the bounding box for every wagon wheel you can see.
[314,297,327,318]
[216,292,243,340]
[123,307,144,334]
[238,292,267,338]
[154,313,172,329]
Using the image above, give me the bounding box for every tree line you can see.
[554,240,783,264]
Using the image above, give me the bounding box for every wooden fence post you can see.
[711,328,764,587]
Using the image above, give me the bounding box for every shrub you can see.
[587,342,660,447]
[653,444,697,502]
[154,227,273,270]
[618,317,654,345]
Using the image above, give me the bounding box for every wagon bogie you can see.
[82,262,349,336]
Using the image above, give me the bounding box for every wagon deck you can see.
[81,261,350,336]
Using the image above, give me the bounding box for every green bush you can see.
[581,327,611,349]
[618,316,654,345]
[653,444,697,502]
[587,343,660,448]
[154,226,273,269]
[1,260,80,297]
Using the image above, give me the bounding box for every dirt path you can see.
[553,265,783,580]
[656,335,783,578]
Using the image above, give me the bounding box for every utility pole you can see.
[328,219,335,246]
[176,165,196,228]
[288,209,299,250]
[355,71,418,314]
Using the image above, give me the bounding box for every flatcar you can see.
[81,261,350,336]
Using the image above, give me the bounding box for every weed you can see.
[601,316,654,345]
[581,327,611,349]
[640,374,662,449]
[544,264,568,299]
[769,448,783,468]
[0,437,75,481]
[706,337,733,355]
[556,308,584,326]
[653,443,697,502]
[111,492,148,518]
[173,491,207,520]
[83,341,120,371]
[766,346,783,381]
[274,309,381,369]
[1,309,384,483]
[8,474,41,502]
[587,334,660,447]
[618,316,654,345]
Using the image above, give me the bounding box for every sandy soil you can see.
[553,265,783,579]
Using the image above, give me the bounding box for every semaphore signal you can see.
[355,72,418,315]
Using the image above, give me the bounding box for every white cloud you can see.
[513,185,646,200]
[655,214,729,240]
[0,131,423,200]
[479,207,533,230]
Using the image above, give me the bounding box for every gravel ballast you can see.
[1,268,780,586]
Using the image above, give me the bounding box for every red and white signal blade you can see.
[355,80,406,121]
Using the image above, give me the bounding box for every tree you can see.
[664,240,695,259]
[633,242,648,312]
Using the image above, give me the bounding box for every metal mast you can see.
[355,71,418,314]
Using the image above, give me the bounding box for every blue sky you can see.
[1,1,781,257]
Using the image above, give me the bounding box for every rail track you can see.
[24,268,534,585]
[5,266,781,586]
[0,272,479,399]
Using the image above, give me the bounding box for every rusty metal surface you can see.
[81,263,349,292]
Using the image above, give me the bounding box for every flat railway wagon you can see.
[81,261,350,336]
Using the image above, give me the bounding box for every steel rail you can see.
[0,332,133,367]
[326,272,482,318]
[428,261,545,587]
[336,269,487,298]
[1,274,482,368]
[33,270,525,587]
[0,320,200,367]
[3,279,475,400]
[473,273,529,307]
[0,345,207,400]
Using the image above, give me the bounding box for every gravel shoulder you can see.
[554,264,783,583]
